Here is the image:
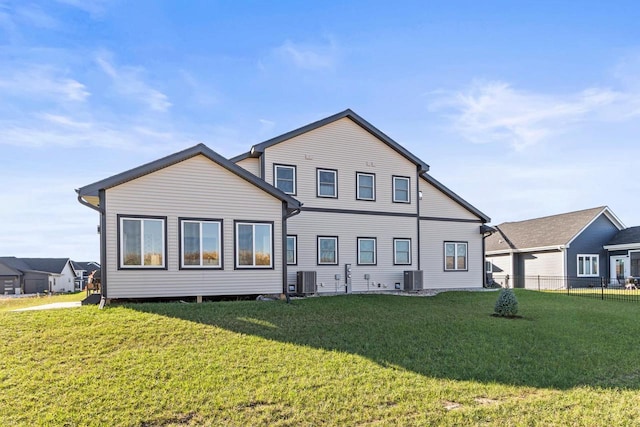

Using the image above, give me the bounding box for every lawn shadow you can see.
[129,292,640,391]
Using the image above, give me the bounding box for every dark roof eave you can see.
[248,109,430,172]
[421,173,490,223]
[77,143,301,210]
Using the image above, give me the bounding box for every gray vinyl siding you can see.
[104,154,283,299]
[566,214,621,279]
[236,157,261,177]
[420,220,483,289]
[262,117,418,213]
[287,212,418,293]
[419,178,479,221]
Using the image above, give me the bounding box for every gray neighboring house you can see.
[0,257,78,294]
[604,226,640,283]
[485,206,625,289]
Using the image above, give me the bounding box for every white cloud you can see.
[55,0,110,17]
[15,4,59,29]
[0,65,90,102]
[429,80,640,150]
[96,52,172,112]
[275,38,338,70]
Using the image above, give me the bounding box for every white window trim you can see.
[318,236,338,265]
[444,242,468,271]
[393,176,411,203]
[119,216,165,268]
[317,168,338,198]
[180,219,222,269]
[286,235,297,265]
[357,237,377,265]
[577,254,599,277]
[235,222,273,269]
[356,172,375,201]
[274,164,296,195]
[485,260,493,274]
[394,238,412,265]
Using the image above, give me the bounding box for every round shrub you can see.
[494,288,519,317]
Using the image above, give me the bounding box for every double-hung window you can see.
[235,222,273,268]
[119,216,165,268]
[393,176,410,203]
[180,219,222,268]
[577,254,599,277]
[394,238,412,265]
[444,242,467,271]
[357,237,377,265]
[317,168,337,198]
[274,164,296,195]
[356,172,375,201]
[318,236,338,265]
[286,235,297,265]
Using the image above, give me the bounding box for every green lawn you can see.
[2,291,640,426]
[0,291,85,312]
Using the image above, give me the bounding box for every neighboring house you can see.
[76,109,490,301]
[604,226,640,283]
[71,261,101,289]
[0,257,78,294]
[485,206,625,289]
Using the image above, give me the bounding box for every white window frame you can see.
[485,260,493,274]
[235,222,273,269]
[356,172,375,201]
[357,237,377,265]
[393,238,412,265]
[180,219,222,269]
[577,254,599,277]
[317,168,338,198]
[286,235,297,265]
[119,216,165,269]
[317,236,338,265]
[444,241,468,271]
[274,164,296,195]
[393,176,410,203]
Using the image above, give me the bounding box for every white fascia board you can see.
[603,243,640,251]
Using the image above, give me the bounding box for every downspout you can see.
[99,189,107,302]
[282,204,302,303]
[416,167,421,271]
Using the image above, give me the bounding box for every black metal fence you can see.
[489,274,640,303]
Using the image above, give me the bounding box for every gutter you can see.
[76,193,102,213]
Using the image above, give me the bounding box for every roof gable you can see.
[77,143,301,211]
[486,206,623,252]
[231,109,429,173]
[420,173,490,222]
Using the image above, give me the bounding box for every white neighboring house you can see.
[77,109,490,301]
[0,257,78,294]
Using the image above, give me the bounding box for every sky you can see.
[1,0,640,262]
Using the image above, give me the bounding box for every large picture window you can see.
[119,216,165,268]
[444,242,467,271]
[393,176,410,203]
[318,236,338,265]
[235,222,273,269]
[180,219,222,268]
[577,254,599,277]
[274,164,296,195]
[317,168,338,198]
[356,172,375,201]
[394,238,412,265]
[357,237,377,265]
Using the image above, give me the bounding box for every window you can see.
[317,168,337,198]
[394,238,412,265]
[577,254,599,277]
[119,216,165,268]
[286,235,297,265]
[444,242,467,271]
[485,260,493,273]
[274,164,296,195]
[180,219,222,268]
[235,222,273,268]
[318,236,338,265]
[358,238,377,265]
[393,176,410,203]
[356,172,375,201]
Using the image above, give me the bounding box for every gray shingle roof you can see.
[607,226,640,246]
[486,206,614,252]
[0,261,22,276]
[0,257,71,274]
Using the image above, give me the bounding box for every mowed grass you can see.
[0,291,85,312]
[2,291,640,426]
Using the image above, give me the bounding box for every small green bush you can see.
[494,288,519,317]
